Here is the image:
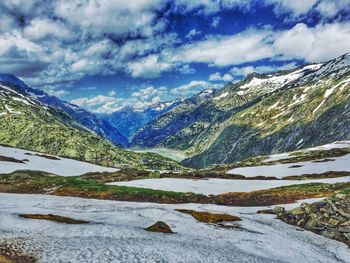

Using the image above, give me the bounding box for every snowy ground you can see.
[0,193,349,263]
[227,153,350,178]
[107,176,350,195]
[263,141,350,163]
[0,145,118,176]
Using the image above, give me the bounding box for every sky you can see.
[1,0,350,113]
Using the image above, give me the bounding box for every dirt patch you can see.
[19,214,89,224]
[0,156,25,163]
[288,165,303,168]
[175,209,241,223]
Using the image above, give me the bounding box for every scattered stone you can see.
[145,221,173,233]
[175,209,241,223]
[276,194,350,247]
[291,207,304,216]
[257,209,274,214]
[19,214,89,224]
[272,206,285,214]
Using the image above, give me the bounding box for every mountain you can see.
[101,99,181,139]
[0,78,180,170]
[130,88,219,148]
[131,53,350,168]
[0,74,128,147]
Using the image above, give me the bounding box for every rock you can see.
[335,194,347,199]
[257,209,274,214]
[297,219,305,226]
[291,207,304,216]
[315,201,328,210]
[338,226,350,233]
[340,221,350,227]
[175,209,241,223]
[304,218,318,230]
[145,221,173,233]
[272,206,285,214]
[328,218,340,226]
[344,233,350,240]
[304,205,313,215]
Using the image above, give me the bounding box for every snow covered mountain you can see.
[0,74,128,147]
[101,99,182,139]
[131,53,350,168]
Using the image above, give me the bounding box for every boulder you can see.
[272,206,285,214]
[145,221,173,233]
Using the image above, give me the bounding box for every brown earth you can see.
[19,214,89,224]
[175,209,241,223]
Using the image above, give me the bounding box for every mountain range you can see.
[0,75,179,170]
[101,99,181,139]
[1,53,349,169]
[130,53,350,168]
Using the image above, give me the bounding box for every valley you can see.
[1,54,350,263]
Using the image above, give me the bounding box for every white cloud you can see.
[127,54,173,78]
[211,16,221,28]
[209,72,234,81]
[229,62,297,77]
[108,90,116,96]
[24,18,74,41]
[168,29,274,67]
[186,29,202,40]
[315,0,350,18]
[71,95,123,114]
[266,0,318,17]
[53,0,165,38]
[273,22,350,62]
[172,0,252,14]
[170,80,220,97]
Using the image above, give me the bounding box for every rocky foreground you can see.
[272,194,350,246]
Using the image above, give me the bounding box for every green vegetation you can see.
[1,170,349,207]
[0,90,182,170]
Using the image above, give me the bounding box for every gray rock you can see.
[272,206,285,214]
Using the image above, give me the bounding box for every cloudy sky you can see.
[1,0,350,113]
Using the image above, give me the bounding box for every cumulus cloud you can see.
[273,22,350,62]
[168,29,274,67]
[71,95,123,113]
[127,55,173,79]
[0,0,349,98]
[208,72,234,82]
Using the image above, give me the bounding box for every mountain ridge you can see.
[130,53,350,168]
[0,74,129,147]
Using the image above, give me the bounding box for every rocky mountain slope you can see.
[102,99,181,139]
[131,53,350,168]
[0,74,128,147]
[130,88,219,147]
[0,80,180,170]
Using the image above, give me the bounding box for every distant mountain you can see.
[101,99,181,139]
[130,88,219,148]
[0,77,180,170]
[0,74,128,147]
[131,53,350,168]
